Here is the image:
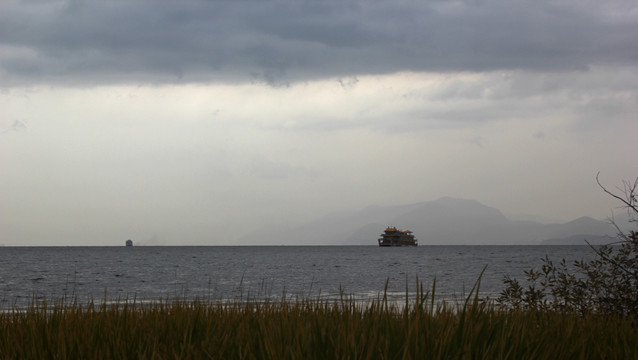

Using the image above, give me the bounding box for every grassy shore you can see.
[1,290,636,359]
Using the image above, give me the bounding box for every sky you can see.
[1,0,637,246]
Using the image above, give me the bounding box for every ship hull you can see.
[378,242,417,247]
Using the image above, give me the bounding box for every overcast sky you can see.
[1,0,637,245]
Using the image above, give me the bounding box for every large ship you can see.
[378,227,418,247]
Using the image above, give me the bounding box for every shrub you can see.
[498,175,638,317]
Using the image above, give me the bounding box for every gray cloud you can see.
[1,0,637,86]
[1,119,27,134]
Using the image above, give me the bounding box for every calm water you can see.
[0,246,595,308]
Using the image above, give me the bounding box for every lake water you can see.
[0,246,596,309]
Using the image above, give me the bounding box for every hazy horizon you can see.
[2,0,637,246]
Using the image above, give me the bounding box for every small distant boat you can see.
[125,239,133,247]
[378,227,418,247]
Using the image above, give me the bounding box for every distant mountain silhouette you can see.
[541,234,617,245]
[241,197,617,245]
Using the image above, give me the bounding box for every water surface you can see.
[0,246,595,308]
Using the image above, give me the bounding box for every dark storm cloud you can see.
[1,0,636,86]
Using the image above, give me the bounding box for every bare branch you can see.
[596,172,638,218]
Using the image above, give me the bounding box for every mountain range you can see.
[241,197,622,245]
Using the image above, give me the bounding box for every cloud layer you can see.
[2,0,637,86]
[1,0,637,245]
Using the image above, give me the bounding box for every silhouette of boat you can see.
[378,227,417,247]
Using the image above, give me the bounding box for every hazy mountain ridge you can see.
[241,197,618,245]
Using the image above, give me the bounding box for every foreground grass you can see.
[1,293,636,360]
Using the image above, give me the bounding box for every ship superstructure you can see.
[378,227,418,247]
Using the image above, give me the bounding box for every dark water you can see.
[0,246,595,308]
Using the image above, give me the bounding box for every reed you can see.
[1,283,636,359]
